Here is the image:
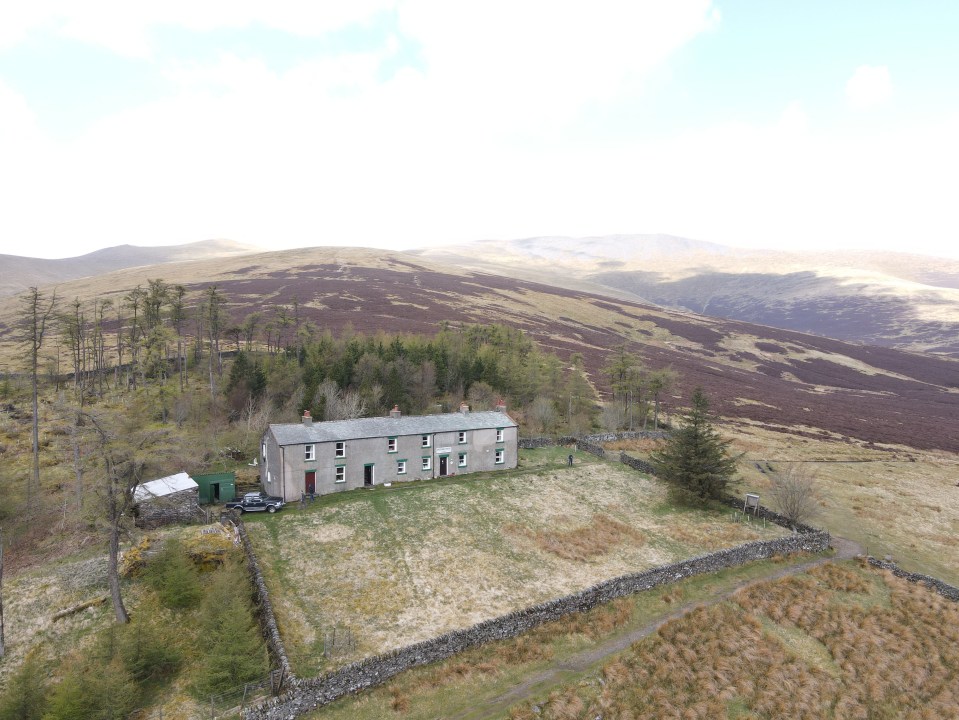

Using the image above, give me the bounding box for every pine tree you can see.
[143,539,201,610]
[193,559,267,697]
[651,387,740,501]
[0,652,47,720]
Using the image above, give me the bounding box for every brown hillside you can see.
[0,246,956,453]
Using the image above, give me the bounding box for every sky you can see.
[1,1,958,260]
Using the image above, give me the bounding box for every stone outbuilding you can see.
[133,471,205,528]
[260,403,519,502]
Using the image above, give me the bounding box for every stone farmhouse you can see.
[259,403,519,501]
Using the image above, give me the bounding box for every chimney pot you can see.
[495,398,507,412]
[390,405,402,419]
[302,410,313,426]
[459,402,470,414]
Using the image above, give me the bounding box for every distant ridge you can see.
[0,239,259,297]
[417,234,959,356]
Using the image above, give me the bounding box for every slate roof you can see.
[134,471,198,503]
[269,411,517,446]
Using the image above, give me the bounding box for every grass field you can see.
[721,422,959,585]
[245,448,786,675]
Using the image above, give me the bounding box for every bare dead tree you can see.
[84,412,148,623]
[769,463,822,529]
[19,286,57,509]
[169,285,187,391]
[316,379,366,421]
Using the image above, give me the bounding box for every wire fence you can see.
[126,669,284,720]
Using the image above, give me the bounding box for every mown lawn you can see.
[245,449,786,675]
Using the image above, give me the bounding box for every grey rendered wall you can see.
[267,425,518,501]
[260,432,285,499]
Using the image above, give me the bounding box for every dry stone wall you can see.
[243,530,830,719]
[866,557,959,602]
[575,439,607,458]
[233,514,295,684]
[134,489,206,529]
[518,431,667,450]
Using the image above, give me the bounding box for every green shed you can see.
[194,472,236,505]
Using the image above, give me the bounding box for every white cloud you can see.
[397,0,719,132]
[0,1,395,56]
[845,64,893,111]
[5,2,957,262]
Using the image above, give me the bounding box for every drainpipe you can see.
[280,446,286,501]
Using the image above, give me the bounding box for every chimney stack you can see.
[390,405,402,419]
[302,410,313,426]
[495,399,507,413]
[459,402,470,414]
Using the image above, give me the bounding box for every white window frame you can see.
[421,434,431,448]
[496,428,504,443]
[495,449,504,464]
[458,452,467,468]
[397,459,407,474]
[335,465,346,483]
[458,431,467,444]
[387,437,397,453]
[304,444,315,461]
[262,441,267,462]
[335,441,346,458]
[422,456,432,471]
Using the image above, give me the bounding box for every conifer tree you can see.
[18,286,57,508]
[651,387,740,501]
[0,652,47,720]
[193,559,267,696]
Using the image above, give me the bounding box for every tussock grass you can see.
[508,562,959,720]
[305,554,825,720]
[504,514,644,562]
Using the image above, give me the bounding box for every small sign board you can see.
[744,493,761,515]
[436,447,452,455]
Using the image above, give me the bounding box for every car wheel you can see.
[268,506,276,513]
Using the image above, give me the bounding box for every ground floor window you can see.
[335,465,346,483]
[458,452,467,468]
[422,456,432,471]
[495,449,504,464]
[397,459,407,474]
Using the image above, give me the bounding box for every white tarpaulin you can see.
[133,472,197,503]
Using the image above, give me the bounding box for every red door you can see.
[305,471,316,495]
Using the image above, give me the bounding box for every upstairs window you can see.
[496,428,504,443]
[387,437,397,453]
[335,442,346,458]
[421,435,431,448]
[304,444,315,461]
[458,431,467,444]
